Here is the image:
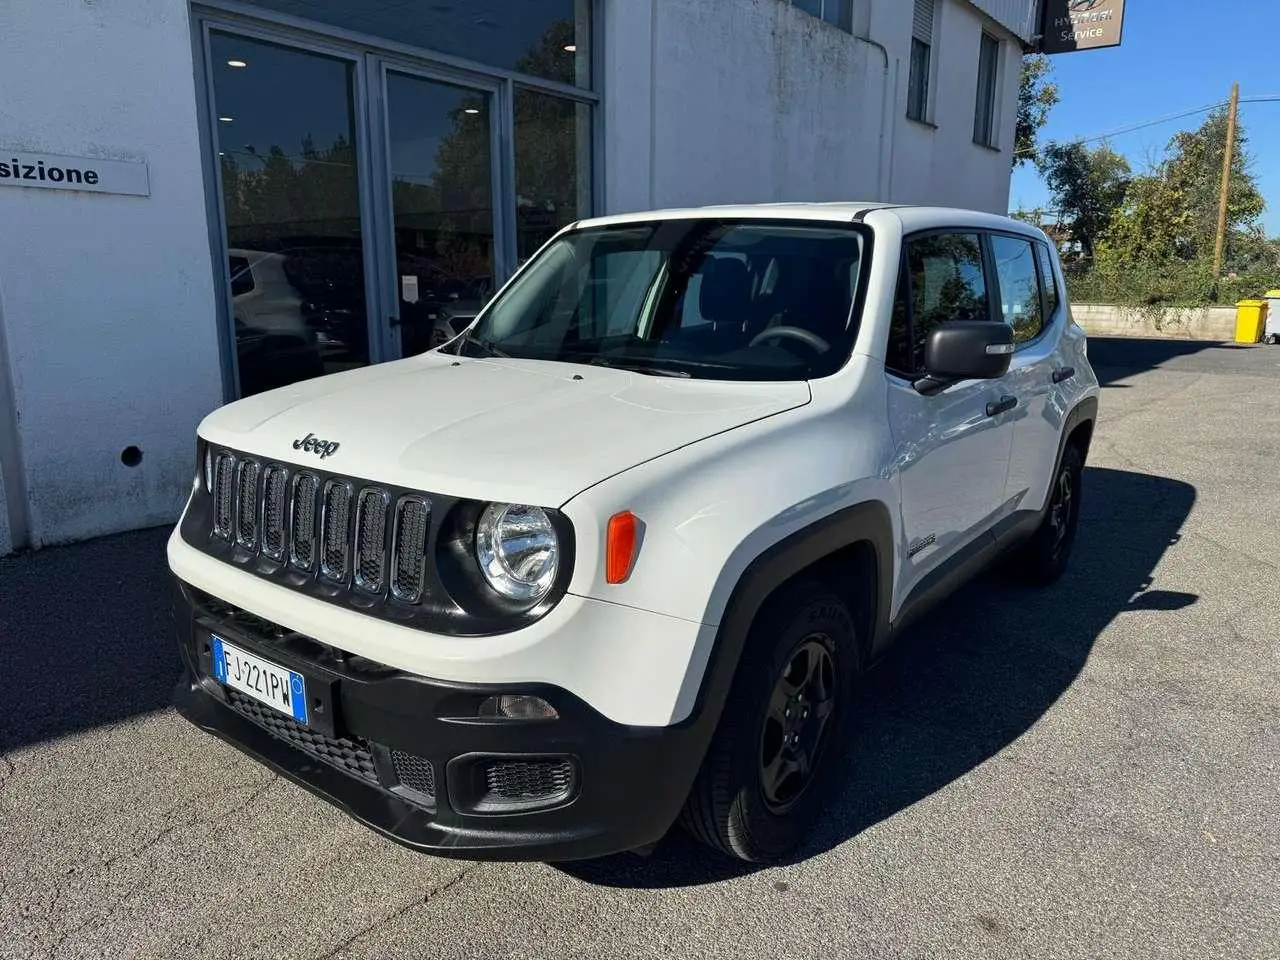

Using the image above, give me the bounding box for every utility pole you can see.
[1212,82,1240,278]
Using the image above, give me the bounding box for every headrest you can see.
[697,257,752,324]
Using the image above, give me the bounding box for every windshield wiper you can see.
[588,357,691,378]
[455,332,510,358]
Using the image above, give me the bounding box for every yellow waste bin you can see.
[1235,299,1268,343]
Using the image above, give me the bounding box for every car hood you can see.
[198,353,811,506]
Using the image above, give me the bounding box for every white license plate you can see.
[211,635,308,725]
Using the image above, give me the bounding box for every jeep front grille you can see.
[320,480,353,582]
[290,473,319,571]
[212,453,236,541]
[261,465,288,560]
[391,497,431,603]
[234,459,261,550]
[208,449,431,602]
[354,488,390,593]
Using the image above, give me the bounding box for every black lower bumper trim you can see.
[170,578,714,862]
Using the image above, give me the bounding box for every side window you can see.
[228,256,254,297]
[1035,241,1061,318]
[906,232,989,371]
[990,234,1044,344]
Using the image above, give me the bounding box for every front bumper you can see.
[171,578,712,861]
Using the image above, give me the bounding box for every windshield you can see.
[459,218,870,381]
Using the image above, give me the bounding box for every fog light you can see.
[478,694,558,720]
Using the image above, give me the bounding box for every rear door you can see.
[990,232,1065,516]
[886,230,1015,607]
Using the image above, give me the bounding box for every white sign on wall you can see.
[0,150,150,197]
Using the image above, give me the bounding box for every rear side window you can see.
[990,234,1044,344]
[906,232,990,372]
[1035,241,1061,317]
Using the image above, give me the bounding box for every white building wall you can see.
[0,0,224,550]
[605,0,1027,217]
[889,0,1025,212]
[612,0,886,211]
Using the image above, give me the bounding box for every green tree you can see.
[1096,173,1188,265]
[1099,107,1266,268]
[1015,54,1060,168]
[1160,106,1265,261]
[1038,142,1131,258]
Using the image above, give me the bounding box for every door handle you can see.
[986,395,1018,417]
[1052,366,1076,384]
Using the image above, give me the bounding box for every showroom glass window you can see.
[202,2,597,397]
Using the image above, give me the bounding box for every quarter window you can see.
[1035,241,1061,317]
[991,234,1044,344]
[906,233,990,372]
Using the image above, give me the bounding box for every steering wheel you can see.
[748,325,832,354]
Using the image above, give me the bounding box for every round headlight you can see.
[475,503,560,602]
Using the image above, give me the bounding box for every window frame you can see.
[885,226,1000,382]
[986,230,1052,350]
[973,31,1001,148]
[788,0,855,33]
[907,0,935,125]
[907,37,932,124]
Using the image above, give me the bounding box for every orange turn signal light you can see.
[606,511,639,584]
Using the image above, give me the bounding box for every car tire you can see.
[1013,441,1084,586]
[679,579,860,862]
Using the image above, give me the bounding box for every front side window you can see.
[991,234,1044,343]
[905,232,990,372]
[465,219,869,381]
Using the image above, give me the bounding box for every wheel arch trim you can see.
[674,500,895,730]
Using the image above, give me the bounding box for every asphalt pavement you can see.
[2,336,1278,959]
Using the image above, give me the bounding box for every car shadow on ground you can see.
[560,465,1197,888]
[1086,336,1251,387]
[0,527,179,752]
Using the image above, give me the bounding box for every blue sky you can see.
[1009,0,1280,236]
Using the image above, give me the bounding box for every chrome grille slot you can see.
[391,496,431,603]
[320,480,354,582]
[354,488,390,593]
[212,453,236,541]
[260,465,289,560]
[234,459,261,550]
[289,473,319,570]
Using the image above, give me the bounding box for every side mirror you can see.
[914,321,1014,396]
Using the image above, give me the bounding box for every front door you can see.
[886,230,1015,610]
[383,70,500,358]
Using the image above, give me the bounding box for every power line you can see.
[1014,93,1280,161]
[1071,95,1280,145]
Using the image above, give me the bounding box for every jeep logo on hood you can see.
[293,432,341,459]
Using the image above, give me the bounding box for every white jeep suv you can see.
[168,203,1099,863]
